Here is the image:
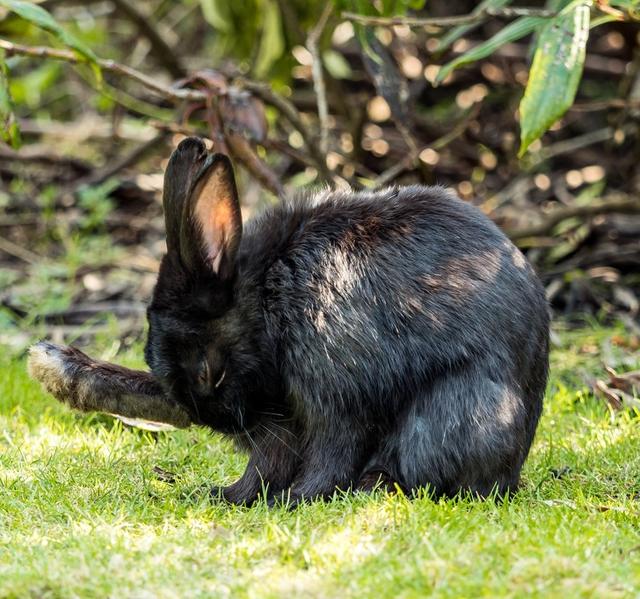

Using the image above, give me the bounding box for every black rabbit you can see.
[144,137,549,505]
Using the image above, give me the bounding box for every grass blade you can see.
[434,16,547,86]
[435,0,513,53]
[0,50,21,148]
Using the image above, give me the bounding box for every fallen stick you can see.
[506,195,640,241]
[27,342,192,429]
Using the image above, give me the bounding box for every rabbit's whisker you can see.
[260,423,301,458]
[267,421,297,439]
[187,388,201,422]
[243,427,266,461]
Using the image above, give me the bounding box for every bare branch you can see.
[0,144,91,173]
[110,0,185,78]
[373,105,479,188]
[0,39,205,102]
[341,8,557,29]
[570,98,640,112]
[77,132,169,188]
[225,132,285,198]
[307,3,333,155]
[237,78,335,184]
[507,195,640,241]
[0,39,336,186]
[0,236,42,264]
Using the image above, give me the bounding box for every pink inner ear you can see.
[191,162,240,276]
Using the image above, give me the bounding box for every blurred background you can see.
[0,0,639,356]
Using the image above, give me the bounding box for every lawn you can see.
[1,324,639,598]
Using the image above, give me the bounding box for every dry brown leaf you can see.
[594,367,640,410]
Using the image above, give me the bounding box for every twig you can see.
[481,124,636,213]
[109,0,185,78]
[0,38,336,188]
[225,132,285,198]
[0,145,91,173]
[76,132,168,188]
[17,117,159,141]
[37,302,147,323]
[237,78,335,184]
[0,39,205,103]
[373,152,418,189]
[507,195,640,241]
[0,214,40,227]
[0,40,336,188]
[148,120,200,137]
[481,177,535,214]
[0,236,42,264]
[533,124,635,165]
[492,43,627,76]
[543,246,640,279]
[341,8,557,28]
[372,105,479,188]
[263,138,318,170]
[570,99,640,112]
[307,3,333,155]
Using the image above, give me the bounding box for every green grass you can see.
[1,324,639,598]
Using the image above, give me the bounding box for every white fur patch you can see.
[27,343,73,402]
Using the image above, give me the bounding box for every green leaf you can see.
[609,0,640,9]
[9,61,61,107]
[434,16,547,85]
[435,0,513,52]
[356,24,410,123]
[380,0,398,15]
[353,0,376,17]
[253,0,284,78]
[323,49,352,79]
[518,3,590,156]
[609,0,640,20]
[199,0,233,32]
[0,0,97,64]
[589,14,621,28]
[380,0,426,15]
[0,51,21,148]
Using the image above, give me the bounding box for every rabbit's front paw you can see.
[209,484,257,506]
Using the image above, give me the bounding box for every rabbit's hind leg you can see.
[268,424,372,507]
[376,365,537,499]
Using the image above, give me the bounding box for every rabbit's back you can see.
[242,186,548,420]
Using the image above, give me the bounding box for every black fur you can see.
[145,137,550,505]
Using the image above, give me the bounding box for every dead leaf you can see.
[152,465,177,484]
[609,334,639,351]
[593,367,640,410]
[219,89,268,142]
[605,366,640,394]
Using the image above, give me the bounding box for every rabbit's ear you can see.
[162,137,207,254]
[163,184,183,255]
[182,154,242,281]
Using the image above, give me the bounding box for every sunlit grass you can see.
[1,323,639,598]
